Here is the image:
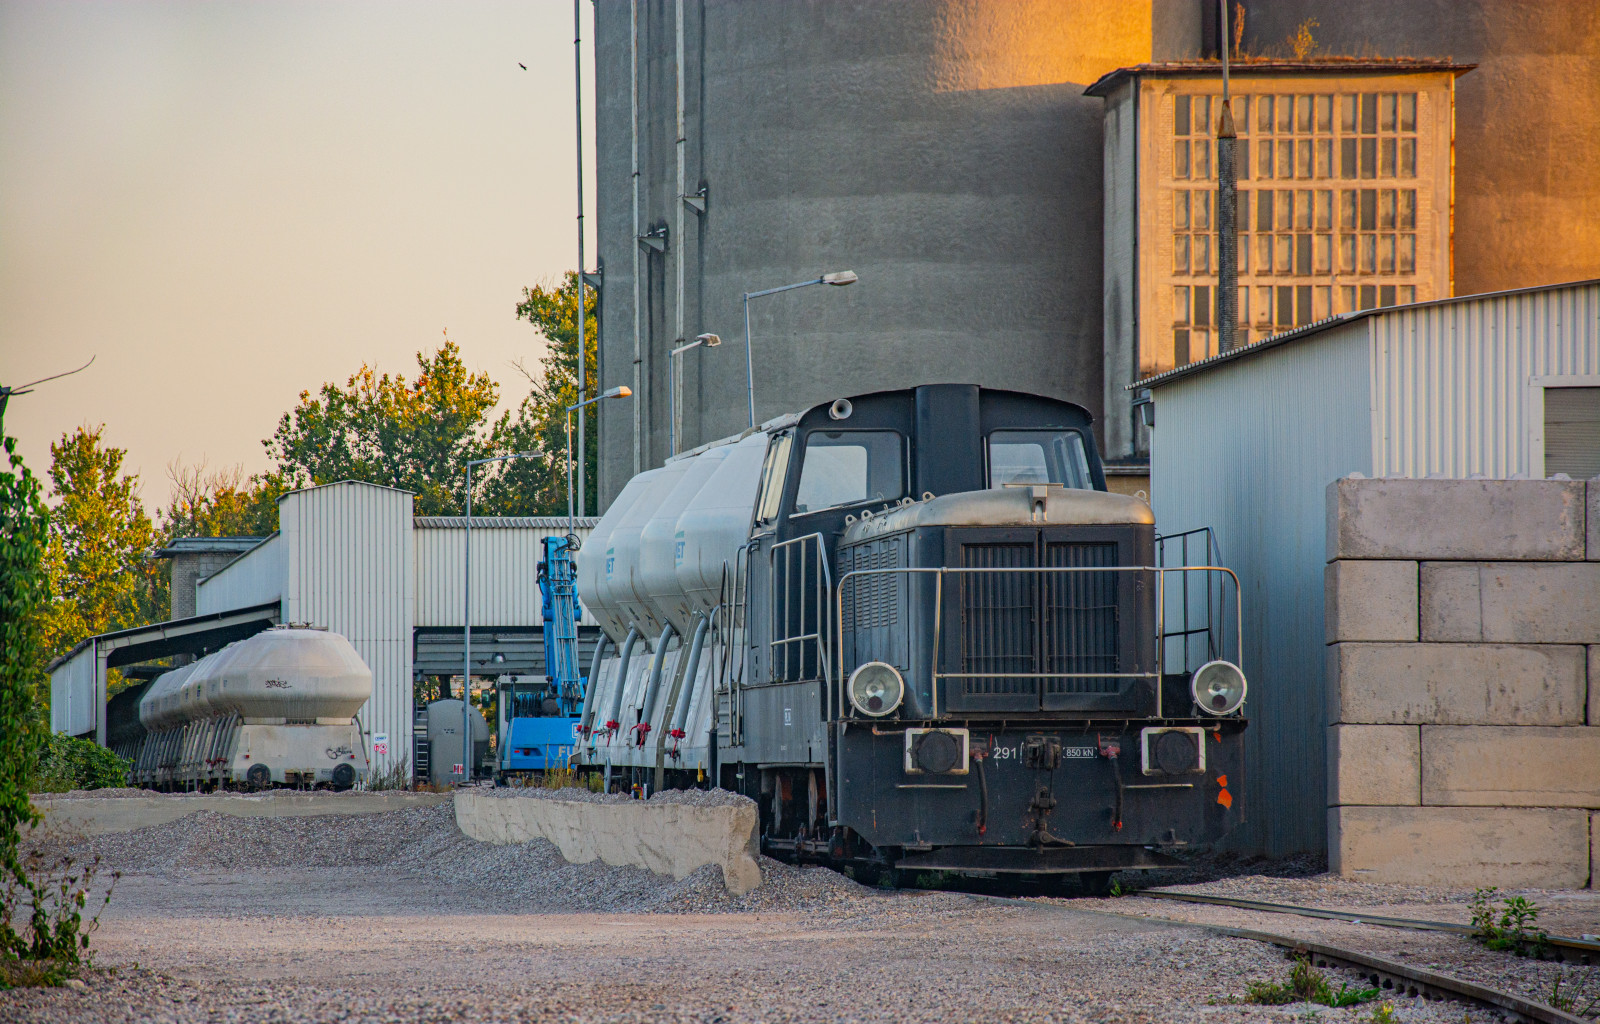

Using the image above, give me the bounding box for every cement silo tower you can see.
[592,0,1166,505]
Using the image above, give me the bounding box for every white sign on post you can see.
[371,733,389,757]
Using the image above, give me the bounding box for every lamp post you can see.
[460,451,538,784]
[669,333,721,456]
[740,271,857,428]
[567,385,634,540]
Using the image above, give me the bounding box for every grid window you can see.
[1161,88,1426,367]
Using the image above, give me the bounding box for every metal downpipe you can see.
[637,623,677,746]
[670,613,710,738]
[577,632,612,740]
[603,628,641,744]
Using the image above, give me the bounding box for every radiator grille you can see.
[957,539,1124,707]
[1042,541,1121,695]
[959,542,1036,697]
[841,545,900,631]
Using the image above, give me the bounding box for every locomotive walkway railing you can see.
[768,532,834,707]
[833,565,1241,720]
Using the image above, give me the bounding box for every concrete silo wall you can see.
[593,0,1155,505]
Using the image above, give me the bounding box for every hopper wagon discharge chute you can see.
[126,625,373,791]
[575,384,1247,892]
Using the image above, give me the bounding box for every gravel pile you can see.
[72,802,893,917]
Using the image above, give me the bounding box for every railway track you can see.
[971,892,1591,1024]
[1138,889,1600,963]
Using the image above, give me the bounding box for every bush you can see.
[29,734,129,794]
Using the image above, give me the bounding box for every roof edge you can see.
[1131,278,1600,391]
[1086,58,1475,97]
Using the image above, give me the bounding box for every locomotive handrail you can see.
[833,564,1242,720]
[768,533,834,702]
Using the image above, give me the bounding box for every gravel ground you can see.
[6,803,1591,1022]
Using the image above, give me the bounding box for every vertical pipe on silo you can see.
[672,0,686,454]
[1216,0,1238,352]
[630,1,643,476]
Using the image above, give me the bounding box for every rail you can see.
[834,565,1242,720]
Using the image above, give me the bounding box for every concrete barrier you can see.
[30,790,454,836]
[454,791,763,896]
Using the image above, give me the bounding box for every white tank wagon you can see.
[577,431,768,783]
[128,626,372,791]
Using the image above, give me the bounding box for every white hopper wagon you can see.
[129,625,372,790]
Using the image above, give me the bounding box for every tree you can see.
[35,427,163,679]
[264,336,505,516]
[160,462,288,540]
[485,272,599,517]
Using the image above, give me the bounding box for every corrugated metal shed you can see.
[1142,279,1600,857]
[197,535,282,615]
[49,647,95,737]
[279,481,416,775]
[413,517,599,628]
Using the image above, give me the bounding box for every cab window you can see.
[987,430,1093,489]
[793,430,905,515]
[755,432,794,524]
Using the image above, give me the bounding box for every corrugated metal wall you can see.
[412,518,599,627]
[1150,321,1373,857]
[196,535,284,615]
[49,646,96,736]
[279,482,416,775]
[1371,282,1600,477]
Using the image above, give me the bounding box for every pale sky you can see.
[0,0,595,507]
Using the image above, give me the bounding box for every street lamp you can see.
[567,385,634,539]
[669,333,722,455]
[460,451,539,783]
[741,271,858,427]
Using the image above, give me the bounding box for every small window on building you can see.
[1544,387,1600,480]
[792,430,904,515]
[988,430,1093,490]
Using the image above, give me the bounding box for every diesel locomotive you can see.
[575,384,1244,889]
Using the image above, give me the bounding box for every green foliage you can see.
[0,845,116,981]
[35,426,165,690]
[0,426,50,861]
[265,336,506,516]
[29,734,129,794]
[1549,971,1600,1019]
[361,756,411,792]
[161,462,288,540]
[0,418,114,983]
[1245,957,1379,1008]
[1368,1001,1396,1024]
[490,272,600,517]
[1469,888,1550,957]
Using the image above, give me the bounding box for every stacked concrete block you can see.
[1325,477,1599,889]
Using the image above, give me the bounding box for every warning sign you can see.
[372,733,389,757]
[452,763,465,775]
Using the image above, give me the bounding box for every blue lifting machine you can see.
[494,535,586,780]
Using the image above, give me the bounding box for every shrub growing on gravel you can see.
[29,733,129,793]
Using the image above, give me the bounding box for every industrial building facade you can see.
[591,0,1600,497]
[1139,278,1600,855]
[50,480,597,777]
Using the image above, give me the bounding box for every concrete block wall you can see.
[1325,477,1600,889]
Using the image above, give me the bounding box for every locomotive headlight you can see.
[1191,660,1247,716]
[847,661,905,717]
